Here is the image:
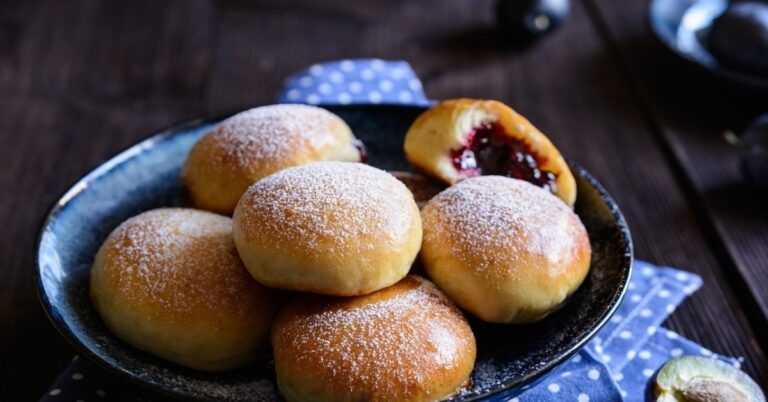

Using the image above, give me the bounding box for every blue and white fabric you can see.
[41,59,740,401]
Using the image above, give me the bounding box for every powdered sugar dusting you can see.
[422,176,586,279]
[430,323,462,366]
[275,276,475,398]
[202,104,353,174]
[236,162,418,258]
[97,208,261,323]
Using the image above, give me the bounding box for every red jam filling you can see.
[450,122,557,191]
[353,139,368,163]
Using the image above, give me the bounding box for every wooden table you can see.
[2,0,766,399]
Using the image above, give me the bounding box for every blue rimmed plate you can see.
[36,105,632,401]
[649,0,768,93]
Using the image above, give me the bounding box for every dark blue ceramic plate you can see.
[36,105,632,401]
[649,0,768,93]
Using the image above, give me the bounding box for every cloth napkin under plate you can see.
[41,59,740,402]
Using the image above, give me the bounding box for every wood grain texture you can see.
[584,0,768,379]
[0,0,213,399]
[208,0,767,385]
[2,0,767,399]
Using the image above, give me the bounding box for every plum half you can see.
[655,356,765,402]
[404,98,576,206]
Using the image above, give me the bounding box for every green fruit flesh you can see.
[655,356,765,402]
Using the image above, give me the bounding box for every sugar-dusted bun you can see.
[233,162,422,296]
[404,99,576,206]
[421,176,591,323]
[90,208,275,372]
[181,104,364,214]
[389,171,445,209]
[272,275,476,402]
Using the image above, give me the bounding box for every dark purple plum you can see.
[726,113,768,189]
[496,0,570,43]
[707,1,768,74]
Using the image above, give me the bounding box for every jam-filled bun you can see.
[182,104,364,214]
[389,171,446,209]
[404,98,576,206]
[271,275,476,402]
[233,162,422,296]
[90,208,275,372]
[421,176,591,323]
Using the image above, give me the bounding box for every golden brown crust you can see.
[388,171,446,209]
[181,104,362,214]
[403,98,577,206]
[90,208,275,372]
[420,176,591,323]
[233,162,422,296]
[271,276,476,402]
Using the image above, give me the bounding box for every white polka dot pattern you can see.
[41,64,742,402]
[466,261,733,402]
[277,59,431,106]
[48,212,725,401]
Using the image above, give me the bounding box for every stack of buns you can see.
[90,100,591,401]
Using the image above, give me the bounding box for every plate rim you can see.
[647,0,768,93]
[35,104,634,401]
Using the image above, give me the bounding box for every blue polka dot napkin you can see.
[276,59,432,106]
[41,60,741,402]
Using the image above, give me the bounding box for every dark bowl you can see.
[36,105,632,401]
[649,0,768,93]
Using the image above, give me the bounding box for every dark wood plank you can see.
[4,0,766,398]
[584,0,768,375]
[208,0,767,384]
[0,0,214,399]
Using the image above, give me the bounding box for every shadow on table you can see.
[586,35,767,130]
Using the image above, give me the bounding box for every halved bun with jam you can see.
[404,99,576,206]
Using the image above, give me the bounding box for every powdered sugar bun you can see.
[233,161,422,296]
[181,104,363,214]
[90,208,275,372]
[421,176,591,324]
[271,275,476,402]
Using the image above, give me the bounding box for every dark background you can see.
[1,0,767,399]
